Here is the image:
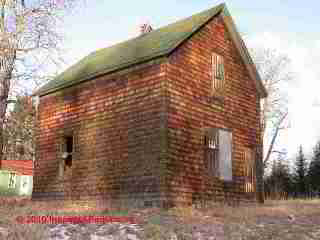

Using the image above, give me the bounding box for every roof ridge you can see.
[88,3,226,56]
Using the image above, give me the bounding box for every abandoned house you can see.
[32,3,267,207]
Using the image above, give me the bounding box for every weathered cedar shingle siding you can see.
[32,4,264,206]
[165,15,260,205]
[33,63,167,205]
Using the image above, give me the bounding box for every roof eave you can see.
[33,55,169,97]
[167,3,225,56]
[220,6,268,99]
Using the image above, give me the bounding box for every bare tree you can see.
[249,47,292,202]
[0,0,81,161]
[251,48,291,168]
[3,94,35,160]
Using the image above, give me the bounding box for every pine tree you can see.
[264,152,293,199]
[308,140,320,197]
[293,145,308,198]
[277,158,293,198]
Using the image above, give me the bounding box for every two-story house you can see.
[32,3,267,207]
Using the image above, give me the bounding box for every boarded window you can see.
[211,53,225,95]
[8,172,17,188]
[218,130,232,181]
[204,128,232,180]
[244,147,255,193]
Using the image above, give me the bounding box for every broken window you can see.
[59,135,74,178]
[211,53,225,95]
[8,172,17,188]
[204,128,232,181]
[64,136,73,168]
[244,147,255,193]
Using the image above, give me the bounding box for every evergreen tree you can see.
[308,140,320,197]
[264,152,293,199]
[293,145,308,197]
[278,158,293,198]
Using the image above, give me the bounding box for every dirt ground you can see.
[0,198,319,239]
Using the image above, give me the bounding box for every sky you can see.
[55,0,320,160]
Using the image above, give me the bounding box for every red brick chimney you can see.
[139,23,153,35]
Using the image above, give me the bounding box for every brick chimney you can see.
[139,23,153,35]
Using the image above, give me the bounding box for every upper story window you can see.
[211,53,225,96]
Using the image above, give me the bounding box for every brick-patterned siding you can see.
[164,15,261,205]
[32,62,167,206]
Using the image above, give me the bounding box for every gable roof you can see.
[34,3,267,98]
[1,160,33,176]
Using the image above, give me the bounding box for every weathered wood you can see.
[32,13,262,207]
[219,130,232,181]
[165,14,261,205]
[32,63,167,206]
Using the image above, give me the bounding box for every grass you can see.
[0,197,319,239]
[139,199,320,239]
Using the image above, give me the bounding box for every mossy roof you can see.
[34,3,225,96]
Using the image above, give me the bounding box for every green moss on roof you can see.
[35,3,225,96]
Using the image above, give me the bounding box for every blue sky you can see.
[61,0,319,57]
[56,0,320,160]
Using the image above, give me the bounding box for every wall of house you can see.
[164,14,261,205]
[32,62,167,207]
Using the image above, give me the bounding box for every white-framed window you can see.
[211,53,225,95]
[205,128,233,181]
[8,172,17,189]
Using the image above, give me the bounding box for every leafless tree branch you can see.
[0,0,82,160]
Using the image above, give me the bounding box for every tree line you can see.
[264,143,320,199]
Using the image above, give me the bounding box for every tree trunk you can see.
[0,50,15,163]
[0,72,11,162]
[263,112,288,168]
[256,146,265,204]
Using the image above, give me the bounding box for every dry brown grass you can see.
[0,197,319,239]
[198,199,320,240]
[141,199,320,240]
[0,197,48,239]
